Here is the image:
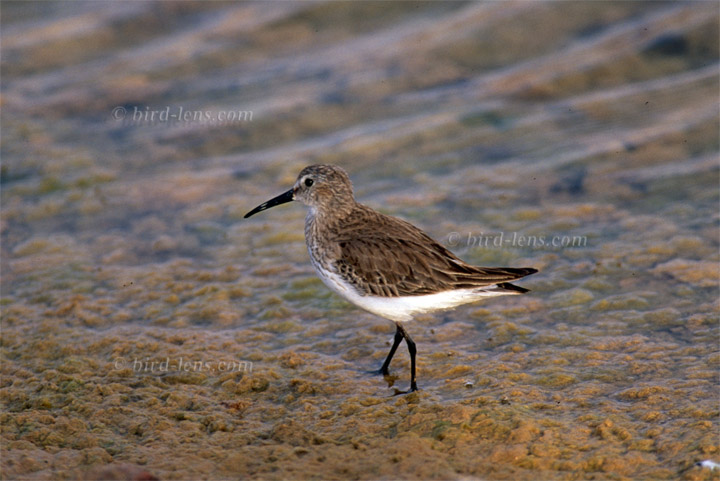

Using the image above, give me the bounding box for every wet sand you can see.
[1,2,719,480]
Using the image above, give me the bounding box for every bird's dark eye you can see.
[304,178,314,187]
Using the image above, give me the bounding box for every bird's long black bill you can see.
[244,189,294,218]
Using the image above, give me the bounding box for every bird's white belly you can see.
[308,256,508,323]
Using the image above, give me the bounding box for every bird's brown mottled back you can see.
[313,201,536,297]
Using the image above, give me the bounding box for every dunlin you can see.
[245,165,537,393]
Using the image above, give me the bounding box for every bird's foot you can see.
[368,367,401,390]
[392,382,419,396]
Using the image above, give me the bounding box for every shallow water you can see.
[1,2,719,480]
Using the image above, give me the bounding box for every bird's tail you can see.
[475,267,538,295]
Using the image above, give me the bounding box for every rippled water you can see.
[1,2,718,480]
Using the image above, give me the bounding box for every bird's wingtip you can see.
[496,282,531,294]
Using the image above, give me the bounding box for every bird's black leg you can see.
[397,324,418,392]
[377,323,404,375]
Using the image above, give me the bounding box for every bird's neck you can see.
[304,200,358,243]
[306,198,355,226]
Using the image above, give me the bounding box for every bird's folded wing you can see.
[332,215,535,297]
